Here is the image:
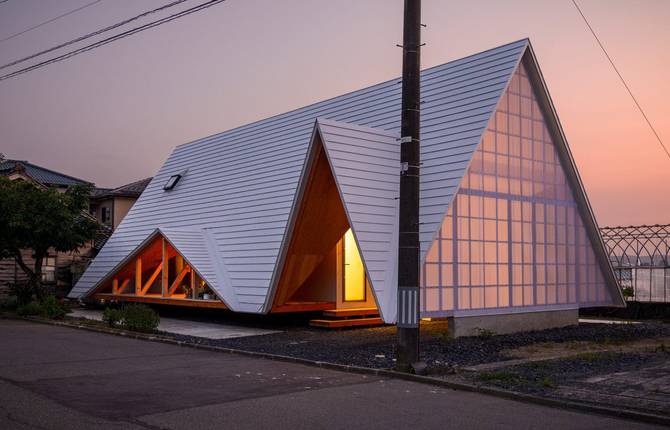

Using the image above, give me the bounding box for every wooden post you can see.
[190,269,196,299]
[135,258,142,295]
[113,278,119,295]
[162,238,169,297]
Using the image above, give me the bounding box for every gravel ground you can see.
[464,351,667,394]
[165,321,670,370]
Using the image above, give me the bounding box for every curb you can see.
[7,315,670,427]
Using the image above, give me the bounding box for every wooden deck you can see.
[271,301,335,313]
[92,293,227,309]
[322,307,379,318]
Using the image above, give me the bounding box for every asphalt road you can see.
[0,319,663,430]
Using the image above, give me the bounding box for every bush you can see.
[8,281,34,306]
[40,295,67,319]
[120,304,159,333]
[0,296,18,311]
[102,307,124,328]
[16,302,42,316]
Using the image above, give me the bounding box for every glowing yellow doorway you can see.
[343,229,366,301]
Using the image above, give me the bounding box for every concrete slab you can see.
[69,308,280,339]
[579,318,642,325]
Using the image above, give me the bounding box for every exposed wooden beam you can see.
[135,258,142,295]
[190,269,196,299]
[141,265,162,295]
[112,278,119,295]
[118,278,130,294]
[92,293,227,309]
[161,238,168,297]
[168,266,190,296]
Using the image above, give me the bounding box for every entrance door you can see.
[343,229,366,301]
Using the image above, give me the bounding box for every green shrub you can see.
[0,296,18,311]
[541,376,556,388]
[16,302,42,316]
[102,307,124,327]
[121,304,159,333]
[8,281,34,306]
[40,295,67,319]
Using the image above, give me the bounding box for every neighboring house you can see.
[70,39,625,336]
[0,160,147,298]
[0,159,93,192]
[90,178,152,230]
[0,159,96,297]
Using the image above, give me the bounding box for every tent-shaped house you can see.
[70,39,624,335]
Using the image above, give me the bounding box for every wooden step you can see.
[322,307,379,318]
[309,317,384,328]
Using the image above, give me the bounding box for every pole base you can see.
[394,360,427,375]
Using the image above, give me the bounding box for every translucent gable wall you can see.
[421,62,614,316]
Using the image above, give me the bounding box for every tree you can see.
[0,177,99,302]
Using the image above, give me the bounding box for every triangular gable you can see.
[317,119,400,322]
[267,119,400,322]
[84,227,234,308]
[420,43,624,314]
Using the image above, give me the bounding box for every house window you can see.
[101,207,111,224]
[41,256,56,283]
[163,174,181,191]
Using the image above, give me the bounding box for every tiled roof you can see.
[92,177,152,199]
[0,159,91,187]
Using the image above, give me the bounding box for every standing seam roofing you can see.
[70,39,529,316]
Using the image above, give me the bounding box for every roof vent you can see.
[163,174,182,191]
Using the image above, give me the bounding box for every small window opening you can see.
[163,174,181,191]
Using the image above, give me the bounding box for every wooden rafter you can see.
[135,258,142,295]
[118,279,130,294]
[140,265,162,295]
[168,266,191,296]
[161,239,168,297]
[190,269,196,299]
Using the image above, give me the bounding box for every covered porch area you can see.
[91,233,226,309]
[269,139,381,326]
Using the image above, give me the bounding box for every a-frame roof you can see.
[306,119,400,322]
[72,39,564,313]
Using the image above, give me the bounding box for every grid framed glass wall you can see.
[422,63,612,315]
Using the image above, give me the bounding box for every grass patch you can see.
[541,376,556,388]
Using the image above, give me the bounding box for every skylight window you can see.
[163,174,181,191]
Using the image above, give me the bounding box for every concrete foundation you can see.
[447,308,579,338]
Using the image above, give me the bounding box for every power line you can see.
[0,0,226,82]
[0,0,104,45]
[571,0,670,162]
[0,0,189,72]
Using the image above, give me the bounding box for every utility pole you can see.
[396,0,422,372]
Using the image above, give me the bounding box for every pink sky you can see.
[0,0,668,227]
